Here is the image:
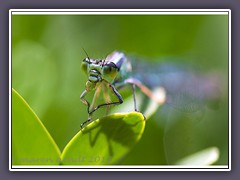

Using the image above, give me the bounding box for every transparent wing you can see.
[131,60,222,118]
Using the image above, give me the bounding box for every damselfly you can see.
[80,51,221,128]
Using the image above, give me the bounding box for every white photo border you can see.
[9,9,231,171]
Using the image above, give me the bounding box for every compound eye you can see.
[81,59,89,74]
[102,65,112,74]
[102,62,118,79]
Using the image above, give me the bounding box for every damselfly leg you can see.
[80,81,123,129]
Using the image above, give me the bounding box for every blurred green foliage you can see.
[12,89,61,165]
[12,14,229,165]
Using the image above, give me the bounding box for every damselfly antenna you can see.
[82,48,90,60]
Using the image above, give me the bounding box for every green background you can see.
[12,14,229,165]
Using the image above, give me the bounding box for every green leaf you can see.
[12,88,61,165]
[175,147,219,165]
[61,112,145,165]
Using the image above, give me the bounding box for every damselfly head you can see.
[81,52,120,84]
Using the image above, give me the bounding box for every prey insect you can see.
[80,51,162,128]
